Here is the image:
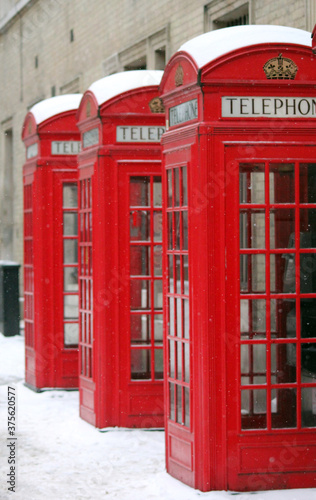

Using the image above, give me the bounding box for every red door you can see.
[118,163,164,427]
[226,144,316,491]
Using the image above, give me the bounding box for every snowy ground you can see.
[0,333,316,500]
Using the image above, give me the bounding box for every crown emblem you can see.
[175,64,184,86]
[149,97,165,113]
[263,53,298,80]
[86,99,91,117]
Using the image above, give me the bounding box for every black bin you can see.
[0,261,20,337]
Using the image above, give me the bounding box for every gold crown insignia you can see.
[263,53,298,80]
[175,64,184,86]
[149,97,165,113]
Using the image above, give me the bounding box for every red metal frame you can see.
[160,32,316,491]
[76,76,165,428]
[22,101,80,390]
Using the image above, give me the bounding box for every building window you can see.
[103,25,169,75]
[60,76,81,94]
[70,29,74,42]
[205,1,252,31]
[124,55,147,71]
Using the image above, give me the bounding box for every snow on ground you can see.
[0,333,316,500]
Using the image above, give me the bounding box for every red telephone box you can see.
[22,94,82,390]
[76,70,165,427]
[160,25,316,491]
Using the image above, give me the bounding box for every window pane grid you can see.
[79,178,93,379]
[63,183,79,347]
[239,161,316,432]
[166,165,190,428]
[129,175,163,381]
[24,183,35,348]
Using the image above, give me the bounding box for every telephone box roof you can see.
[30,94,83,125]
[178,25,312,69]
[88,70,163,106]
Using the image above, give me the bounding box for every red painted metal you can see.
[22,98,81,390]
[76,73,165,428]
[160,27,316,491]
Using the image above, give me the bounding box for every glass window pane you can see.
[154,314,163,343]
[300,163,316,204]
[154,280,163,309]
[63,213,78,236]
[270,209,295,249]
[167,169,173,207]
[175,211,181,250]
[175,255,181,294]
[184,386,190,427]
[168,255,174,293]
[184,299,189,339]
[64,267,78,291]
[301,387,316,428]
[64,295,78,319]
[300,254,316,293]
[240,210,265,249]
[169,340,175,378]
[271,344,296,383]
[64,323,79,346]
[130,314,151,344]
[176,298,182,337]
[154,349,163,379]
[153,212,162,241]
[177,341,182,380]
[168,213,173,249]
[153,177,162,207]
[130,177,150,206]
[301,343,316,377]
[169,382,175,420]
[174,168,180,207]
[130,246,150,276]
[183,256,189,294]
[301,300,316,338]
[184,342,190,383]
[269,164,295,204]
[300,209,316,247]
[182,211,188,250]
[130,211,150,241]
[240,299,266,338]
[131,349,151,379]
[169,297,175,336]
[271,388,297,428]
[63,184,77,208]
[241,389,267,429]
[271,254,295,293]
[153,245,162,276]
[240,344,266,384]
[240,254,265,293]
[130,280,150,309]
[240,164,265,204]
[270,299,296,339]
[176,385,182,424]
[64,239,78,264]
[182,166,188,206]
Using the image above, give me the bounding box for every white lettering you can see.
[116,126,166,142]
[26,142,38,159]
[51,141,81,155]
[222,96,316,118]
[169,99,198,126]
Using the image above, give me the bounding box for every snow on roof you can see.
[88,70,163,106]
[178,25,312,69]
[30,94,83,124]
